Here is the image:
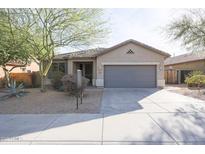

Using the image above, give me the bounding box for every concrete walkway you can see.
[1,88,205,144]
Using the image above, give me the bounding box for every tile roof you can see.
[96,39,171,57]
[165,52,205,65]
[54,39,171,60]
[54,48,106,60]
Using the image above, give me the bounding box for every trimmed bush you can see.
[185,75,205,87]
[61,74,90,92]
[50,71,65,90]
[187,71,203,78]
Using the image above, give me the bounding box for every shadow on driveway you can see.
[1,88,205,144]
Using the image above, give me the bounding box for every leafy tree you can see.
[0,9,32,87]
[166,9,205,93]
[19,8,109,92]
[166,9,205,53]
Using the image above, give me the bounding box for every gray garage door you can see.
[104,65,156,88]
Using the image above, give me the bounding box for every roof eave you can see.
[66,56,96,60]
[165,59,205,66]
[96,39,171,57]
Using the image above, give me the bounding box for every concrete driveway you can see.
[1,88,205,145]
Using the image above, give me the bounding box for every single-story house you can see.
[164,53,205,84]
[51,39,170,88]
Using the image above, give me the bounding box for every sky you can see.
[60,9,190,56]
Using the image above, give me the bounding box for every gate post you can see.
[76,69,82,89]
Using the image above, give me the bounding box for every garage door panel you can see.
[104,65,156,88]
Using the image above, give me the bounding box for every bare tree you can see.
[18,8,109,92]
[166,9,205,53]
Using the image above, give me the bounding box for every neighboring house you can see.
[51,39,170,88]
[164,53,205,84]
[0,62,39,78]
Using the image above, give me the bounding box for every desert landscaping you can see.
[0,88,103,114]
[165,84,205,101]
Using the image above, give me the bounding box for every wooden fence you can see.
[10,73,33,87]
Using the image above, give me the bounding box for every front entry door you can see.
[76,62,93,85]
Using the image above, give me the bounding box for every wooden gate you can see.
[165,70,178,84]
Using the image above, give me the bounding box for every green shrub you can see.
[32,71,41,88]
[187,71,204,78]
[50,71,65,90]
[185,75,205,87]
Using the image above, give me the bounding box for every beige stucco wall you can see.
[0,61,39,78]
[0,69,4,78]
[96,43,166,87]
[165,60,205,72]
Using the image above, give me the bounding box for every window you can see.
[48,62,66,79]
[59,63,66,73]
[51,62,66,73]
[79,64,83,70]
[52,63,58,72]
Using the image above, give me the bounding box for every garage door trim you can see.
[101,62,160,65]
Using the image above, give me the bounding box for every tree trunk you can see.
[39,62,46,92]
[39,60,53,92]
[3,69,11,88]
[40,75,46,92]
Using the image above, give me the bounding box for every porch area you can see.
[165,69,193,84]
[69,59,96,86]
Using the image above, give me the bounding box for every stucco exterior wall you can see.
[0,62,39,78]
[96,43,166,87]
[165,60,205,72]
[0,69,4,78]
